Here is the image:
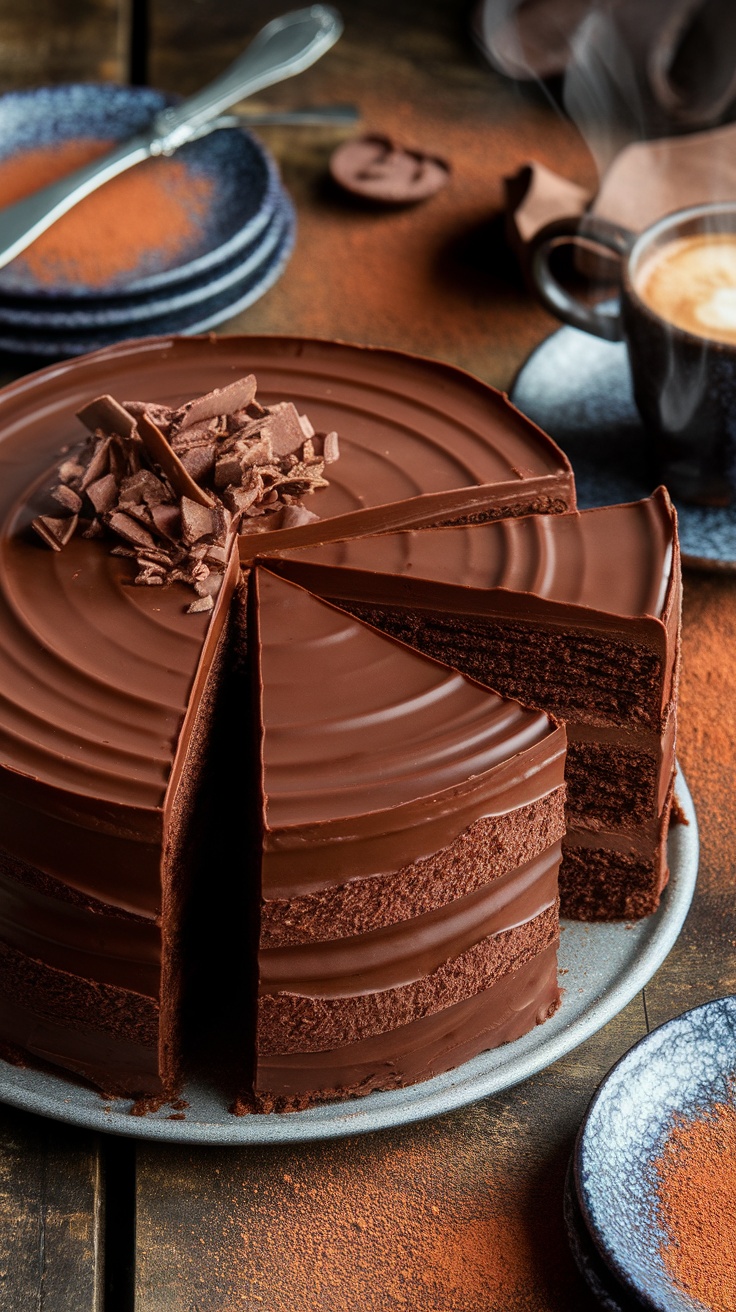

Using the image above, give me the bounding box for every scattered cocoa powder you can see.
[135,1113,587,1311]
[654,1096,736,1311]
[678,573,736,909]
[0,138,214,288]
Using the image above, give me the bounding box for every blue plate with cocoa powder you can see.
[575,996,736,1311]
[0,194,296,356]
[0,83,287,299]
[0,195,295,330]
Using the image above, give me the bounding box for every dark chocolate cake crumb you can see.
[31,376,339,610]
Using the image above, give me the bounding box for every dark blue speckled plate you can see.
[0,195,293,329]
[0,84,284,298]
[564,1160,646,1311]
[0,195,295,356]
[512,326,736,571]
[575,996,736,1311]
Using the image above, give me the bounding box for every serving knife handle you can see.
[0,5,343,273]
[152,6,343,152]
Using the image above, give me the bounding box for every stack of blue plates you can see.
[0,84,296,357]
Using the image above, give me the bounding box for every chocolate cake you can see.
[0,334,681,1106]
[252,569,565,1108]
[266,489,681,920]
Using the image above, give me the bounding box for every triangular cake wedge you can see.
[263,489,681,920]
[250,569,566,1110]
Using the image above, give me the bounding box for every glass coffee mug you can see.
[530,201,736,506]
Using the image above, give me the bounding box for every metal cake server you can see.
[0,5,343,273]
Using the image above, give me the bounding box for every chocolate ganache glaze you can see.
[0,334,577,1100]
[252,570,565,1107]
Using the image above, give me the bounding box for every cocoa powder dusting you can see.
[678,575,736,912]
[655,1097,736,1311]
[0,138,214,287]
[138,1115,585,1310]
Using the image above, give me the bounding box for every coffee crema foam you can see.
[635,233,736,344]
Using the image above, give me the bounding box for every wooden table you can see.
[0,3,734,1308]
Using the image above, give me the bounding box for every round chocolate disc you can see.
[329,134,450,204]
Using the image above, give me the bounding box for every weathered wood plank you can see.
[0,0,130,88]
[135,997,646,1312]
[0,1104,103,1311]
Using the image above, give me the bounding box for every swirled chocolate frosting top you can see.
[264,490,678,627]
[0,334,574,906]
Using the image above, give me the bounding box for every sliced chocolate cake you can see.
[264,490,681,920]
[251,569,566,1109]
[0,334,577,1100]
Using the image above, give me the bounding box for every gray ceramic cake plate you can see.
[0,769,698,1144]
[511,326,736,571]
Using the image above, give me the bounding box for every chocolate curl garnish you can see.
[36,374,340,609]
[31,514,78,551]
[173,375,257,431]
[136,414,214,509]
[76,395,137,440]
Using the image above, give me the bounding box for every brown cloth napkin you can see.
[477,0,736,141]
[505,121,736,274]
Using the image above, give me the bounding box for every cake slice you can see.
[250,569,566,1109]
[263,489,681,920]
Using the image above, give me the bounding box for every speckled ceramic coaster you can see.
[512,325,736,571]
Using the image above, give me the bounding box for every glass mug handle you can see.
[529,216,635,342]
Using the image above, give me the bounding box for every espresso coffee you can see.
[635,232,736,345]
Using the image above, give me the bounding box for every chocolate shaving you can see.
[187,595,214,614]
[118,469,170,507]
[279,504,321,529]
[76,395,136,440]
[108,512,157,551]
[180,497,215,545]
[323,431,340,464]
[58,458,84,484]
[150,503,181,542]
[85,473,118,516]
[79,437,112,491]
[136,414,214,509]
[52,485,82,514]
[180,445,216,482]
[215,453,244,489]
[31,514,78,551]
[123,401,173,434]
[173,375,257,431]
[261,402,308,458]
